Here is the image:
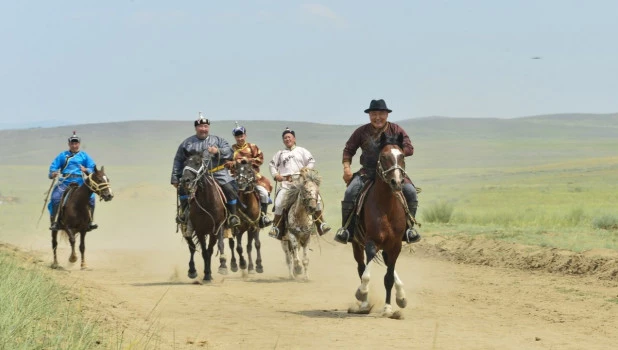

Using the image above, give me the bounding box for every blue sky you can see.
[1,0,617,127]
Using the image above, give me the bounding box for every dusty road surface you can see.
[8,223,618,350]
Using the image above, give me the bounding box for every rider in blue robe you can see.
[48,131,98,231]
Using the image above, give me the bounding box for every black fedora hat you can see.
[364,99,392,113]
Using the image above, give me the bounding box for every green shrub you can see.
[422,200,455,223]
[592,214,618,230]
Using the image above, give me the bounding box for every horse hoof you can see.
[69,256,77,263]
[396,297,407,309]
[256,266,264,274]
[51,262,59,269]
[231,266,238,273]
[355,288,368,302]
[188,271,198,279]
[248,269,256,275]
[218,267,228,275]
[294,266,303,276]
[80,265,88,270]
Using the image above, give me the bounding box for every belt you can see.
[282,174,299,182]
[62,174,82,178]
[208,164,226,173]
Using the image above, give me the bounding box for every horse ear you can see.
[397,133,404,146]
[100,165,104,172]
[379,132,387,145]
[94,165,99,172]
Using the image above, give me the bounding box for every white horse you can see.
[279,168,322,281]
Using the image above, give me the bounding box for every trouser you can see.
[255,185,270,204]
[273,187,323,215]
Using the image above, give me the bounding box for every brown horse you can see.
[51,166,113,269]
[351,133,409,317]
[219,158,264,275]
[180,152,226,282]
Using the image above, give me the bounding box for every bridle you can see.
[376,149,408,184]
[82,172,111,198]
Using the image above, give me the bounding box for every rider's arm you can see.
[302,148,315,169]
[342,126,362,166]
[81,152,96,173]
[269,151,280,178]
[171,142,186,185]
[251,144,264,167]
[48,152,64,179]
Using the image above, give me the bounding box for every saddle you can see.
[350,178,415,227]
[55,183,80,226]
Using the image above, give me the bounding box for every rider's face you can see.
[234,133,246,145]
[369,110,389,129]
[68,141,80,153]
[195,124,209,139]
[282,134,295,148]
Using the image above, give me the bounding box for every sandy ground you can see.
[6,211,618,350]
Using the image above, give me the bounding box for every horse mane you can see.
[281,168,321,209]
[378,132,404,150]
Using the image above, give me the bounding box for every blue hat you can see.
[68,131,81,143]
[232,125,246,136]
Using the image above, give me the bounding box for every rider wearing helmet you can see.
[171,113,241,234]
[226,124,273,227]
[48,131,98,231]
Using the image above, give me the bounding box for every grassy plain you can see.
[1,113,618,251]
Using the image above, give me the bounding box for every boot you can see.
[87,205,98,231]
[49,205,59,231]
[176,199,189,224]
[313,210,331,236]
[268,214,284,240]
[403,201,421,243]
[334,201,355,244]
[259,203,272,228]
[226,203,241,228]
[49,215,58,231]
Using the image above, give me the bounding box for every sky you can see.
[1,0,617,128]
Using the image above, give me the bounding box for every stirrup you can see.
[268,226,281,239]
[334,228,349,244]
[49,223,58,231]
[404,228,421,244]
[227,215,241,227]
[87,223,98,232]
[318,222,331,235]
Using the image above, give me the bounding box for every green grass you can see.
[0,249,107,349]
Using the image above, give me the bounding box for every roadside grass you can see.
[0,247,163,349]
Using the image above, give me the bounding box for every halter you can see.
[182,158,209,193]
[236,163,256,192]
[82,172,111,196]
[376,157,407,183]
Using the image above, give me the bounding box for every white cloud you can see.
[300,3,347,27]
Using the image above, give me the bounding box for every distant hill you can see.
[2,114,618,171]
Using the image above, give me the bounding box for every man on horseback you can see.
[171,113,241,233]
[267,127,331,240]
[48,131,98,231]
[334,99,421,244]
[226,124,273,228]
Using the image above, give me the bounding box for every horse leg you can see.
[355,241,377,313]
[50,230,60,269]
[236,232,247,272]
[301,242,310,281]
[79,231,87,270]
[68,229,78,264]
[198,234,211,282]
[247,230,255,273]
[185,236,197,279]
[228,237,238,272]
[393,271,407,309]
[217,232,228,275]
[281,239,295,280]
[254,229,263,274]
[203,233,218,282]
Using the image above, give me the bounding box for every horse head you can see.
[180,152,207,191]
[85,165,114,201]
[376,133,406,192]
[297,167,321,214]
[234,158,256,192]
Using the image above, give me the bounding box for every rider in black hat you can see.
[334,99,421,244]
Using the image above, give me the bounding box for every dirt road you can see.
[11,223,617,350]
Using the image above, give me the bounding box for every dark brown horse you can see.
[51,166,113,269]
[351,133,409,317]
[219,158,264,275]
[180,152,226,282]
